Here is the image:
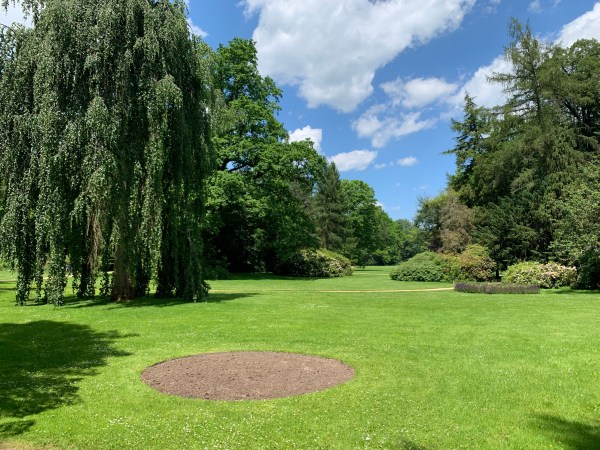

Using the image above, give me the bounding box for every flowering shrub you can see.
[275,249,353,278]
[454,282,540,294]
[502,261,576,289]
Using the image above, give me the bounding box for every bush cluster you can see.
[502,261,576,288]
[390,245,496,283]
[454,282,540,294]
[390,252,449,282]
[275,248,353,278]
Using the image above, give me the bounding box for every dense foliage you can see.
[440,244,496,282]
[0,0,213,304]
[390,251,450,282]
[274,248,353,278]
[428,20,600,288]
[502,261,576,289]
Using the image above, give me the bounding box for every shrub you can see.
[275,248,353,278]
[502,261,576,289]
[574,250,600,289]
[454,282,540,294]
[390,252,450,282]
[455,245,496,282]
[204,263,231,280]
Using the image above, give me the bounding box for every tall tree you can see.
[314,162,350,253]
[0,0,214,304]
[205,38,325,272]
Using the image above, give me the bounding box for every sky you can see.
[2,1,600,220]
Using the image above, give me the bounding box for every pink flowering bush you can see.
[502,261,576,289]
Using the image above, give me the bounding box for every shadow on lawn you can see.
[225,272,318,282]
[68,292,258,309]
[0,321,130,439]
[533,414,600,449]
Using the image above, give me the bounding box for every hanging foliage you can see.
[0,0,214,304]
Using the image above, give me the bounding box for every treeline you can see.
[0,1,422,305]
[204,39,424,275]
[414,20,600,288]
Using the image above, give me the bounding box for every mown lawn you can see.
[0,267,599,449]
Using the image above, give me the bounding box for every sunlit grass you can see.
[1,267,599,449]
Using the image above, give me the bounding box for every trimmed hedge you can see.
[454,282,540,294]
[390,252,449,282]
[502,261,576,289]
[275,248,353,278]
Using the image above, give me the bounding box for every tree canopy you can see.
[0,0,214,304]
[436,19,600,284]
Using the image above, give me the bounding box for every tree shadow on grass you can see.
[225,273,318,282]
[533,414,600,449]
[0,321,131,439]
[68,292,258,309]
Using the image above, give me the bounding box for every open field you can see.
[1,267,599,449]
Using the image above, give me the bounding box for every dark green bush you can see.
[204,262,231,280]
[455,245,496,281]
[275,248,353,278]
[574,250,600,289]
[454,282,540,294]
[390,252,450,282]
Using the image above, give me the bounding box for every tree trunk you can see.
[111,245,134,301]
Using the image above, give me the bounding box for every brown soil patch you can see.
[141,351,355,401]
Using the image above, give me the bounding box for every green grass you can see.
[1,266,599,449]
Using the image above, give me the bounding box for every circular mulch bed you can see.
[141,351,355,401]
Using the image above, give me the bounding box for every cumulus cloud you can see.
[449,55,511,109]
[370,156,419,169]
[382,77,458,109]
[329,150,378,172]
[397,156,419,167]
[558,2,600,46]
[354,107,437,148]
[243,0,477,112]
[289,126,323,153]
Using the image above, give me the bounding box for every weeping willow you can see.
[0,0,214,304]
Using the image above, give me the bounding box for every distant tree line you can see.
[0,1,423,305]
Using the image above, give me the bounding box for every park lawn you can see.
[0,267,599,449]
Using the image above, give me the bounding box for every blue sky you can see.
[3,1,600,220]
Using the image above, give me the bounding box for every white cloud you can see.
[528,0,542,13]
[354,108,437,148]
[244,0,477,112]
[381,77,458,108]
[450,55,511,109]
[0,3,31,27]
[183,0,208,37]
[558,2,600,46]
[397,156,418,167]
[374,163,388,170]
[187,19,208,38]
[289,126,323,153]
[329,150,378,172]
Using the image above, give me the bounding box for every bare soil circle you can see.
[141,351,355,400]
